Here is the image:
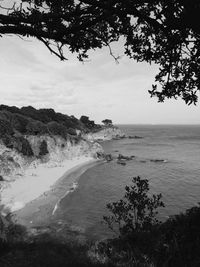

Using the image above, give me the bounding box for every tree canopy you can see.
[1,0,200,104]
[102,119,113,126]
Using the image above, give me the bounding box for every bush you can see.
[26,120,48,135]
[103,176,165,266]
[154,205,200,267]
[47,121,68,139]
[39,140,49,156]
[0,225,114,267]
[104,176,164,236]
[67,127,77,136]
[13,136,34,156]
[11,114,29,134]
[2,135,14,149]
[0,119,14,137]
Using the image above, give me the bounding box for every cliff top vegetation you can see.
[0,104,102,155]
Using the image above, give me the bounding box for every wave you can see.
[52,182,78,215]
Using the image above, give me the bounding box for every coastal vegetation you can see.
[0,104,101,158]
[102,120,113,127]
[0,105,121,216]
[1,177,200,266]
[0,105,199,266]
[101,177,200,266]
[1,1,199,265]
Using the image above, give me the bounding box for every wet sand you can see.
[14,159,103,233]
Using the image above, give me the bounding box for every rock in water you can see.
[105,154,113,162]
[117,160,126,166]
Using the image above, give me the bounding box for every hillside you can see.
[0,105,125,213]
[0,105,102,156]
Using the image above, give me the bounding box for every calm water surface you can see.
[55,125,200,240]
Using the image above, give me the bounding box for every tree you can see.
[1,1,200,104]
[104,176,164,236]
[102,176,165,265]
[80,116,90,124]
[39,140,48,156]
[102,119,113,127]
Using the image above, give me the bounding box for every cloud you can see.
[1,37,41,70]
[0,34,200,124]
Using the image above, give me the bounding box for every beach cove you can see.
[14,158,103,236]
[48,125,200,241]
[0,116,125,239]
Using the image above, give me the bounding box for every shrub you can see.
[103,176,165,266]
[104,176,165,236]
[13,136,34,156]
[0,119,14,137]
[67,128,77,136]
[47,121,68,139]
[154,205,200,267]
[39,140,49,156]
[2,135,14,149]
[11,114,29,134]
[26,121,48,135]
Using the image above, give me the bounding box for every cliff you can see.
[83,127,125,142]
[0,105,123,208]
[0,135,103,179]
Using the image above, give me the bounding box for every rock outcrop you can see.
[0,135,103,180]
[0,105,124,186]
[83,127,125,142]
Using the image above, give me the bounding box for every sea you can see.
[54,125,200,241]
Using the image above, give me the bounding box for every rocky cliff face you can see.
[83,127,125,142]
[0,135,103,180]
[0,105,124,183]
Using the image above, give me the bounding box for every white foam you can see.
[52,182,78,216]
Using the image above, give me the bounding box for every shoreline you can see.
[0,156,100,214]
[12,158,103,230]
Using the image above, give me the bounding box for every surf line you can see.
[52,182,78,215]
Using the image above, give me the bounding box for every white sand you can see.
[1,156,95,212]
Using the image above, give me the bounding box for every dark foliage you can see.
[13,136,34,156]
[1,134,14,149]
[154,205,200,267]
[80,116,98,130]
[0,105,103,158]
[1,178,200,266]
[103,177,200,266]
[80,116,90,124]
[102,120,113,127]
[0,220,113,267]
[0,105,101,139]
[39,140,49,156]
[47,121,69,139]
[104,176,165,236]
[0,119,14,137]
[26,120,48,135]
[11,114,29,134]
[103,176,165,265]
[1,134,33,156]
[1,1,200,103]
[66,127,77,136]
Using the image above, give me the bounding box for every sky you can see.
[0,34,200,125]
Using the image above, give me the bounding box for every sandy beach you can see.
[13,158,103,232]
[0,156,99,217]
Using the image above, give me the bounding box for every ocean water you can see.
[54,125,200,240]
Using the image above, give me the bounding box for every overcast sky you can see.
[0,34,200,124]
